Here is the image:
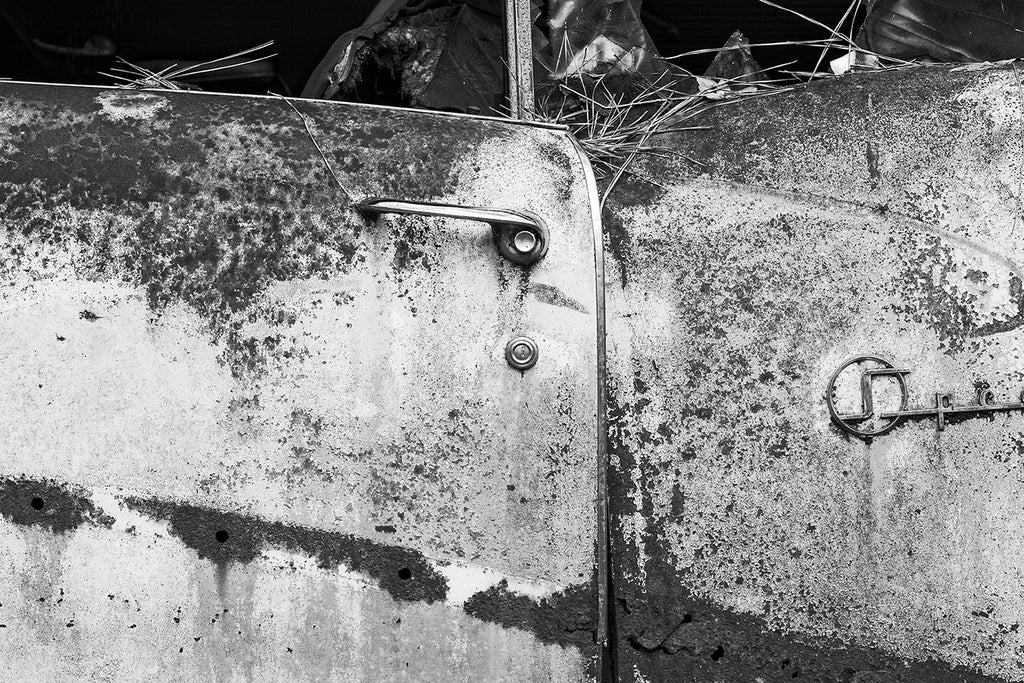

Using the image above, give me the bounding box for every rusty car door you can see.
[604,65,1024,682]
[0,83,604,680]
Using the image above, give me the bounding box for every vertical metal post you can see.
[504,0,536,120]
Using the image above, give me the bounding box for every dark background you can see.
[644,0,858,73]
[0,0,858,94]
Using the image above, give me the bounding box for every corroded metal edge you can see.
[567,136,610,660]
[503,0,537,120]
[0,81,600,680]
[600,63,1024,681]
[0,78,566,129]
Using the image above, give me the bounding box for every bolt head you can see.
[512,230,538,254]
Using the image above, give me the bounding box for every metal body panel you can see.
[604,65,1024,681]
[0,83,601,680]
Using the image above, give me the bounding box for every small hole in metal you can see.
[398,568,412,580]
[30,497,44,510]
[215,530,229,543]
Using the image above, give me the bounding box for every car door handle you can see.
[356,197,549,266]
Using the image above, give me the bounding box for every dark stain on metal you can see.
[122,496,448,604]
[537,139,576,202]
[890,236,1024,354]
[0,475,605,650]
[618,568,1003,682]
[605,385,1004,682]
[602,174,667,288]
[462,578,598,648]
[0,83,514,381]
[0,476,113,534]
[390,218,432,276]
[973,275,1024,337]
[866,138,881,188]
[527,282,589,313]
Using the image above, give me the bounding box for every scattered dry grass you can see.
[532,43,795,203]
[525,0,925,203]
[100,41,277,90]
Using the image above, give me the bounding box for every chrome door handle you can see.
[356,197,549,266]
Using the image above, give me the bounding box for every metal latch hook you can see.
[356,198,549,266]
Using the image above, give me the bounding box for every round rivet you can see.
[505,336,538,371]
[512,230,538,254]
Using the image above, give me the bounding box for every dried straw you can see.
[100,41,277,90]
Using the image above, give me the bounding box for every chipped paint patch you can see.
[95,90,169,122]
[0,487,595,682]
[433,560,564,606]
[605,64,1024,681]
[0,81,601,680]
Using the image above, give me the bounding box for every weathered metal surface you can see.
[0,83,601,680]
[604,64,1024,681]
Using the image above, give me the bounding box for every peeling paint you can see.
[433,561,564,606]
[0,82,600,681]
[529,282,590,314]
[0,477,113,534]
[95,90,170,122]
[604,64,1024,681]
[464,579,598,648]
[123,496,449,605]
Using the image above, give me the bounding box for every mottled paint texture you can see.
[604,64,1024,681]
[0,84,600,680]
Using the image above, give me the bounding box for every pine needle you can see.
[269,92,356,204]
[101,41,277,90]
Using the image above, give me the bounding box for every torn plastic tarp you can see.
[302,0,505,114]
[858,0,1024,62]
[535,0,666,79]
[303,0,672,112]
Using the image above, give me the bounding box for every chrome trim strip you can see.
[504,0,536,120]
[567,135,609,655]
[356,198,546,231]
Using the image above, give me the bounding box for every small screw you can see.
[505,336,539,371]
[512,230,538,254]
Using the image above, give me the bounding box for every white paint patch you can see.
[259,547,374,588]
[89,490,170,539]
[953,71,1020,134]
[95,90,169,122]
[432,560,563,606]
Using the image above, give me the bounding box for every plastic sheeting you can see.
[302,0,668,112]
[534,0,665,79]
[858,0,1024,62]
